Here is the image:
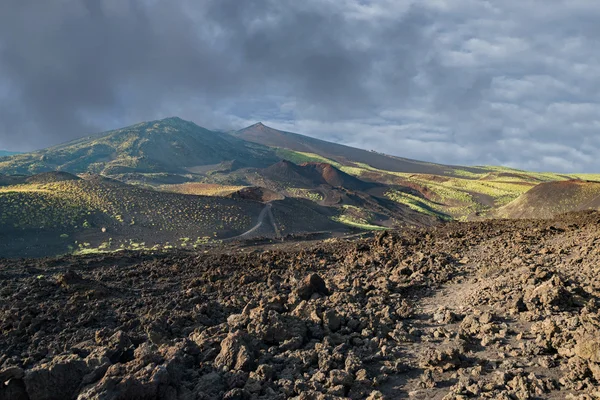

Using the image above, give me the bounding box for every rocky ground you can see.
[2,211,600,399]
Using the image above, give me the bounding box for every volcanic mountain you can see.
[234,122,479,176]
[2,116,597,227]
[0,117,278,175]
[497,179,600,219]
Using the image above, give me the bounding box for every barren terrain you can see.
[2,211,600,399]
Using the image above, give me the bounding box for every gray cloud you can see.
[1,0,600,172]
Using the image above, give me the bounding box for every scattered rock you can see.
[3,212,600,399]
[295,274,330,300]
[0,366,24,382]
[23,355,89,400]
[574,338,600,363]
[215,331,256,372]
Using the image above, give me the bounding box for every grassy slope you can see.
[3,119,599,235]
[4,146,586,235]
[159,183,248,197]
[264,149,588,221]
[332,205,388,230]
[0,175,355,257]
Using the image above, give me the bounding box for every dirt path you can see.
[234,203,281,239]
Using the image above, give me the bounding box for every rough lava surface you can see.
[3,211,600,399]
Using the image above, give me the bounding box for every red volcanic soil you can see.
[498,179,600,219]
[262,160,377,192]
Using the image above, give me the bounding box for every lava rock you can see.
[296,274,330,300]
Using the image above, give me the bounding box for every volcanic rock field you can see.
[2,211,600,399]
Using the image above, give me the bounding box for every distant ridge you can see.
[234,122,479,176]
[0,150,19,157]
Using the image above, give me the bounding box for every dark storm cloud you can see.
[1,0,600,172]
[0,0,437,149]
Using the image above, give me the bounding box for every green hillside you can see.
[0,117,278,176]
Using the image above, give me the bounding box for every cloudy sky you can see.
[1,0,600,172]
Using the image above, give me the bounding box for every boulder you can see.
[215,331,256,372]
[574,338,600,363]
[296,274,330,301]
[24,354,90,400]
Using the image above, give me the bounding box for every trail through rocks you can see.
[2,211,600,399]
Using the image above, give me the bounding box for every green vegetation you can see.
[5,116,600,244]
[0,187,102,230]
[385,190,450,220]
[572,174,600,182]
[274,148,341,167]
[286,188,324,202]
[160,183,247,196]
[71,235,223,255]
[332,161,585,220]
[332,205,387,230]
[475,165,570,182]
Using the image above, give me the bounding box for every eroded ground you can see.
[2,212,600,399]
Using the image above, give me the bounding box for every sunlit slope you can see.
[1,117,594,225]
[257,148,580,220]
[0,174,262,235]
[496,180,600,219]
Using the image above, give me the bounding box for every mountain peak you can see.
[156,116,186,124]
[144,116,207,131]
[237,122,284,137]
[250,122,267,128]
